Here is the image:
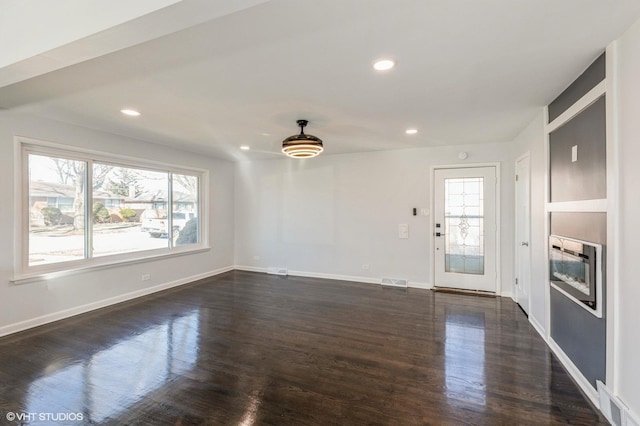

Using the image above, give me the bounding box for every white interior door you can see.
[434,167,497,292]
[515,155,531,314]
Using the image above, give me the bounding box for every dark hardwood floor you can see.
[0,271,606,425]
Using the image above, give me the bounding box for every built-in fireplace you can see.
[549,234,603,318]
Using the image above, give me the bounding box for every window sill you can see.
[12,245,211,285]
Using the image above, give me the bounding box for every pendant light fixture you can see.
[282,119,323,158]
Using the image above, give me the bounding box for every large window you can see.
[22,142,205,277]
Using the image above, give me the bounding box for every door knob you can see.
[521,242,529,246]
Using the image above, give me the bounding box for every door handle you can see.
[521,242,529,246]
[435,232,445,237]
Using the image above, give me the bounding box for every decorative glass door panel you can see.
[434,167,497,292]
[444,177,485,275]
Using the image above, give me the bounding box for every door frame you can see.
[430,162,502,294]
[514,152,532,315]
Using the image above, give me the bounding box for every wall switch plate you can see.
[141,274,151,281]
[399,224,409,239]
[572,145,578,162]
[420,208,429,216]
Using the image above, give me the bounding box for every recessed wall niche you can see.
[545,52,608,392]
[549,96,607,202]
[548,53,605,122]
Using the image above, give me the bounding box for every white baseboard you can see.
[234,265,267,273]
[529,315,546,340]
[627,409,640,426]
[234,266,432,289]
[288,269,381,285]
[528,315,603,413]
[548,337,600,408]
[408,281,432,289]
[0,265,234,338]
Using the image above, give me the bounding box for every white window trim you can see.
[13,136,210,284]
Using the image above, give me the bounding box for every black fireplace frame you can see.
[549,234,603,318]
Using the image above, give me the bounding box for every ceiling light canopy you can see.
[282,119,323,159]
[240,145,250,151]
[405,128,418,135]
[373,59,395,71]
[120,109,141,116]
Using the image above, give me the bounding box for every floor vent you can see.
[267,267,288,276]
[381,277,408,288]
[597,381,626,426]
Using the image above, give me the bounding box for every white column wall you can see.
[614,16,640,418]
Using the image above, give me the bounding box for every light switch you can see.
[399,224,409,239]
[572,145,578,162]
[420,208,429,216]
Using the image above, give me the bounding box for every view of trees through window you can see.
[27,151,200,268]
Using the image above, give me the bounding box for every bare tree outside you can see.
[72,162,86,229]
[28,153,201,266]
[105,167,143,198]
[173,174,198,197]
[50,158,73,185]
[47,160,113,229]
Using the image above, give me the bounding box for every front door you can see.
[434,167,497,292]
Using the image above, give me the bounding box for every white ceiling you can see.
[2,0,640,161]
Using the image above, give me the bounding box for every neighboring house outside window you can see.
[17,139,206,280]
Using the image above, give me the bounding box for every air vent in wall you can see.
[597,381,627,426]
[381,277,408,288]
[267,267,288,276]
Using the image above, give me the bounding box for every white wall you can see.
[614,17,640,418]
[0,0,273,88]
[235,143,515,294]
[0,111,235,335]
[510,19,640,416]
[0,0,180,68]
[512,112,546,333]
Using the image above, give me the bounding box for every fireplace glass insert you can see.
[549,234,602,317]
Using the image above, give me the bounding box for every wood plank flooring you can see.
[0,271,607,425]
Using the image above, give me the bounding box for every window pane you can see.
[28,154,86,266]
[92,165,169,257]
[173,174,199,246]
[444,177,485,275]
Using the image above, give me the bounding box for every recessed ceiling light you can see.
[120,109,141,117]
[240,145,250,151]
[373,59,395,71]
[405,129,418,135]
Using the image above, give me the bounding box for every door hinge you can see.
[515,174,519,181]
[515,278,519,285]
